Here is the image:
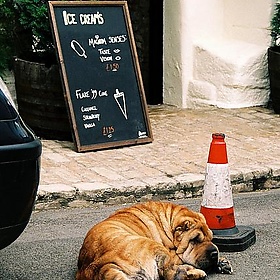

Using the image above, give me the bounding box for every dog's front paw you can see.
[186,268,207,279]
[175,264,207,279]
[216,257,232,274]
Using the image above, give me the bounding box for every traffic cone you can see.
[200,133,256,252]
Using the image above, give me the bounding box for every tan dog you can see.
[76,201,232,280]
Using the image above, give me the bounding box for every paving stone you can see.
[36,105,280,207]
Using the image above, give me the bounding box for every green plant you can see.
[0,0,55,74]
[271,2,280,47]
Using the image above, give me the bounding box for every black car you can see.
[0,87,42,249]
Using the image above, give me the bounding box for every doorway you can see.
[148,0,163,104]
[127,0,163,105]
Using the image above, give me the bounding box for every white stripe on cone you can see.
[201,163,233,209]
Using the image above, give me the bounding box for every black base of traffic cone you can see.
[212,225,256,252]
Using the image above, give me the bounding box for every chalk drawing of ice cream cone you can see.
[114,89,128,120]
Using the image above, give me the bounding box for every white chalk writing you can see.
[81,105,97,112]
[84,122,96,129]
[76,89,90,99]
[80,107,101,130]
[91,89,108,99]
[80,12,104,25]
[108,35,127,44]
[83,113,100,121]
[88,35,107,48]
[62,11,77,25]
[75,88,108,100]
[98,48,111,55]
[62,11,104,26]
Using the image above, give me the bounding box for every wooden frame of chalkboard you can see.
[48,1,153,152]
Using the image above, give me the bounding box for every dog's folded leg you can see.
[161,263,206,280]
[174,264,207,280]
[99,264,131,280]
[77,263,131,280]
[157,250,207,280]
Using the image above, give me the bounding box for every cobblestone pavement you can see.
[37,105,280,209]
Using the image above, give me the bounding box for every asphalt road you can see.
[0,189,279,280]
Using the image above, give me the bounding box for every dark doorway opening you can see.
[128,0,163,105]
[148,0,163,105]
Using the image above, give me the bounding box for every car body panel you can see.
[0,86,42,249]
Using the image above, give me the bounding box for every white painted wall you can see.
[163,0,274,108]
[224,0,272,45]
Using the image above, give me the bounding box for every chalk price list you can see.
[70,33,127,72]
[75,87,128,139]
[90,34,127,72]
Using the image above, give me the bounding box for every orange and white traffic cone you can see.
[200,133,256,252]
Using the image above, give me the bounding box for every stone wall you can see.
[188,39,270,108]
[163,0,273,108]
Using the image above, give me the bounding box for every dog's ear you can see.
[173,220,196,254]
[83,264,95,279]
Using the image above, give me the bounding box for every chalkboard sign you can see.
[48,1,153,152]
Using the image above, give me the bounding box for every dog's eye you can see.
[175,221,193,233]
[192,236,200,244]
[175,226,183,232]
[192,233,203,244]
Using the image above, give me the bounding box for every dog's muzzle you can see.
[197,245,219,272]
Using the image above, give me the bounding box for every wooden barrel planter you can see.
[14,58,72,140]
[268,47,280,114]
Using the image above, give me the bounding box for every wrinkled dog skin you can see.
[76,201,232,280]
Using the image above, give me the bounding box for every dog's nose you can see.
[197,246,219,272]
[210,250,218,260]
[207,245,219,262]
